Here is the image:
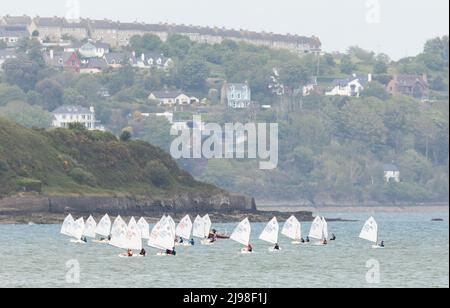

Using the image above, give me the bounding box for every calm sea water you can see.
[0,212,448,288]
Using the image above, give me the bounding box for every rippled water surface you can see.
[0,212,448,288]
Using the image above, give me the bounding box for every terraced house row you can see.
[0,15,322,55]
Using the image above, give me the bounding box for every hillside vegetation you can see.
[0,118,219,198]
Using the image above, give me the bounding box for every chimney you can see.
[368,73,372,82]
[50,49,54,59]
[90,106,95,113]
[141,53,145,62]
[132,51,136,58]
[422,73,428,84]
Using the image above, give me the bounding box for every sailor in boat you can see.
[189,238,195,246]
[322,239,328,245]
[139,248,146,256]
[379,241,385,248]
[242,244,253,253]
[305,236,310,243]
[209,233,218,243]
[300,237,305,243]
[81,236,87,243]
[274,243,280,251]
[179,237,184,245]
[330,233,336,241]
[127,249,133,257]
[165,247,177,256]
[108,235,111,241]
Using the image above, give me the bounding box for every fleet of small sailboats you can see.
[60,213,385,257]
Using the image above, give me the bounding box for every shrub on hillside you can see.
[68,167,97,186]
[145,160,172,188]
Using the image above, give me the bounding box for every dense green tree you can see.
[177,56,209,90]
[2,58,41,92]
[35,78,64,110]
[340,55,356,74]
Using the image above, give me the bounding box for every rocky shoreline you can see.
[0,194,339,224]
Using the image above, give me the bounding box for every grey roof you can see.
[150,90,185,99]
[226,83,251,91]
[34,17,88,29]
[85,58,108,69]
[104,52,127,64]
[383,164,400,172]
[52,105,93,115]
[329,75,370,88]
[0,48,17,59]
[43,51,76,67]
[1,15,32,26]
[395,75,428,87]
[0,25,29,38]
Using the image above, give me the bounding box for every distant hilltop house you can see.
[148,90,199,106]
[0,25,29,46]
[0,15,322,55]
[325,74,372,97]
[221,82,252,109]
[52,105,104,131]
[0,49,17,68]
[65,41,110,58]
[129,52,173,70]
[383,164,400,183]
[387,74,429,100]
[80,58,109,74]
[43,50,81,73]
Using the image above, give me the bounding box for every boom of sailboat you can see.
[60,213,385,256]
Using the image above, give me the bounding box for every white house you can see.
[130,52,173,70]
[221,83,252,109]
[383,164,400,183]
[148,90,196,106]
[0,25,29,46]
[65,41,110,58]
[326,74,372,97]
[52,105,104,131]
[141,111,174,124]
[0,49,17,68]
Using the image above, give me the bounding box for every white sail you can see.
[72,217,85,240]
[321,217,328,240]
[176,215,193,240]
[83,215,97,238]
[309,216,323,240]
[109,216,127,249]
[148,216,167,250]
[203,214,212,238]
[230,218,251,246]
[281,215,301,240]
[359,217,378,243]
[193,215,205,238]
[137,217,150,239]
[125,217,143,250]
[259,217,279,244]
[148,216,175,250]
[95,214,111,237]
[60,214,74,237]
[166,215,176,231]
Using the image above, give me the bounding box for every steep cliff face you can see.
[0,193,256,216]
[0,118,256,213]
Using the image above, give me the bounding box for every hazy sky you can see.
[1,0,448,59]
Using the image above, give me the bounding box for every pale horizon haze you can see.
[0,0,448,60]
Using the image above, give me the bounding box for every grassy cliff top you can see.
[0,118,220,198]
